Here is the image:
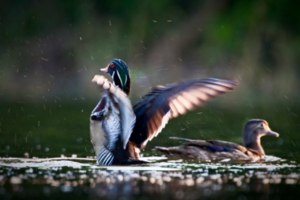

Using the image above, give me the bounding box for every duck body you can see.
[90,95,128,165]
[155,119,279,162]
[90,59,238,165]
[155,139,262,162]
[90,77,137,165]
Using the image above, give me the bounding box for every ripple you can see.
[0,156,299,199]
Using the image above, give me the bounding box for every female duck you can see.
[90,59,238,165]
[155,119,279,162]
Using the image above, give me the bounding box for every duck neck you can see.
[113,73,130,95]
[244,133,265,156]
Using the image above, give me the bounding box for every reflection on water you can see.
[0,156,299,200]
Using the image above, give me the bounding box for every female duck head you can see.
[100,59,131,94]
[243,119,279,155]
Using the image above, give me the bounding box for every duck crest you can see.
[102,58,131,95]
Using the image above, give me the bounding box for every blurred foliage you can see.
[0,0,299,102]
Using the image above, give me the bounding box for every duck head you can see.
[243,119,279,156]
[100,59,131,95]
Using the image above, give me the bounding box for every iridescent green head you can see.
[101,59,131,94]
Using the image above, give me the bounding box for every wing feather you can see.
[131,78,238,148]
[169,137,248,153]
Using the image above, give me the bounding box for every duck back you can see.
[155,139,259,162]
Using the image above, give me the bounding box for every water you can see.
[0,101,299,199]
[0,156,299,200]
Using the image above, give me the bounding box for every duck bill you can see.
[267,130,280,137]
[100,66,109,73]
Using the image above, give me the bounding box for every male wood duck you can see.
[90,58,238,165]
[155,119,279,162]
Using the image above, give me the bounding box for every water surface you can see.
[0,156,299,200]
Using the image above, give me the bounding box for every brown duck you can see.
[155,119,279,162]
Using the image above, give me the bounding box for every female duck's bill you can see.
[155,119,279,162]
[90,59,238,165]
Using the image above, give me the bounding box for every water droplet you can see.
[24,152,29,158]
[36,144,41,150]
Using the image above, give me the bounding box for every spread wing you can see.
[131,78,238,148]
[92,75,136,149]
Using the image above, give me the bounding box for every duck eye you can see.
[109,63,115,68]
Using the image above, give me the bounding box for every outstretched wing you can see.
[92,75,136,149]
[131,78,238,148]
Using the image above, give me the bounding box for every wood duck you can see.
[90,58,238,165]
[155,119,279,162]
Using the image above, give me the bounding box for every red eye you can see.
[109,63,115,68]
